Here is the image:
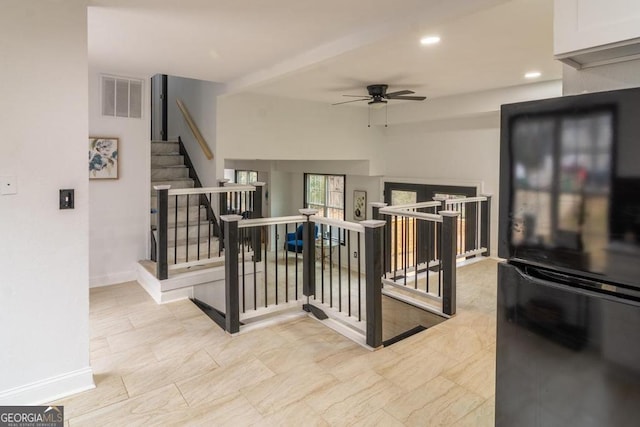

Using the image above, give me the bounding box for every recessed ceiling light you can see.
[420,36,440,45]
[525,71,541,79]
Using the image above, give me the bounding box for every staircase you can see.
[150,139,219,265]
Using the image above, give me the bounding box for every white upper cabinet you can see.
[555,0,640,68]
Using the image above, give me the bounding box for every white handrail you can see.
[385,201,441,210]
[444,196,487,205]
[167,185,256,196]
[379,207,443,223]
[236,213,367,233]
[237,215,307,228]
[313,216,366,233]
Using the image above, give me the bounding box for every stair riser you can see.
[151,207,208,227]
[151,195,201,209]
[163,241,223,263]
[167,223,215,242]
[152,155,185,167]
[151,167,190,180]
[150,140,219,258]
[151,142,180,154]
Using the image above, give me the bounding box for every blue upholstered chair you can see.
[285,224,318,253]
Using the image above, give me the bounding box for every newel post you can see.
[250,182,265,219]
[480,194,492,257]
[154,185,171,280]
[218,179,229,254]
[300,208,318,298]
[250,182,266,262]
[440,211,460,316]
[370,202,390,277]
[363,219,386,349]
[218,178,229,215]
[222,214,242,334]
[433,195,447,213]
[370,202,387,221]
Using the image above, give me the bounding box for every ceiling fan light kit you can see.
[332,83,426,127]
[369,99,387,107]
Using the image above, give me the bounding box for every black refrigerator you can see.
[496,87,640,427]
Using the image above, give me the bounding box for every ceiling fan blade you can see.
[386,90,414,97]
[389,95,427,101]
[342,94,371,98]
[332,98,369,105]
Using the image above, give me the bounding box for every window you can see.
[101,75,143,119]
[305,173,345,220]
[305,174,346,243]
[235,170,258,185]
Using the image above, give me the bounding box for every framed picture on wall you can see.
[354,190,366,221]
[89,137,118,179]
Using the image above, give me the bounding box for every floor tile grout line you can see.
[67,261,498,426]
[173,381,192,408]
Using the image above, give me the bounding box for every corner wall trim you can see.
[0,367,95,405]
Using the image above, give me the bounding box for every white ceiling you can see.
[88,0,561,104]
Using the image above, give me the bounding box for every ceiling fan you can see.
[332,84,426,105]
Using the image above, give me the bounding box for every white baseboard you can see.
[309,314,375,351]
[158,287,193,304]
[0,367,95,405]
[90,270,137,288]
[136,263,192,304]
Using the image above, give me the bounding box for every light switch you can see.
[60,189,74,209]
[0,176,17,195]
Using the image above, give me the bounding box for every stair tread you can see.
[168,238,221,248]
[151,138,221,262]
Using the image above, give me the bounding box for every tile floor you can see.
[55,258,499,426]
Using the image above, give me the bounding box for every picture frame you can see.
[89,137,118,179]
[354,190,367,221]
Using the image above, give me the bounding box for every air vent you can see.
[101,75,143,119]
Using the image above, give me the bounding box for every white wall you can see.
[0,1,93,403]
[562,60,640,95]
[216,93,385,178]
[270,170,295,218]
[88,68,151,287]
[387,80,562,125]
[347,175,383,222]
[168,76,224,187]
